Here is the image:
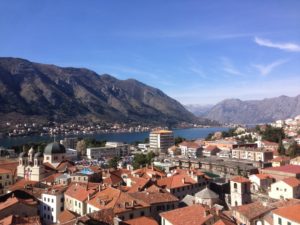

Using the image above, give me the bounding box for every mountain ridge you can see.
[0,57,198,126]
[202,95,300,124]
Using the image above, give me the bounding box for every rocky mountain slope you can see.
[0,57,197,125]
[204,96,300,124]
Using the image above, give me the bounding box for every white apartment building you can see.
[269,177,300,200]
[40,188,65,224]
[231,148,273,162]
[178,141,202,158]
[149,130,174,154]
[86,142,129,159]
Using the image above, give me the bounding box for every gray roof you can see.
[34,151,43,158]
[19,151,28,158]
[44,142,66,154]
[195,187,219,199]
[180,194,195,206]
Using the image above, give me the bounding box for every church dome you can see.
[44,142,66,155]
[19,151,28,158]
[195,187,219,199]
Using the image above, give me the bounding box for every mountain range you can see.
[0,57,197,126]
[187,96,300,124]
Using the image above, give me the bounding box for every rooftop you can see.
[230,176,250,183]
[160,204,212,225]
[262,165,300,174]
[121,216,158,225]
[273,204,300,223]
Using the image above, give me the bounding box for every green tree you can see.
[287,141,300,158]
[205,133,214,141]
[108,157,120,169]
[261,125,285,143]
[132,152,156,170]
[278,139,286,156]
[175,136,186,145]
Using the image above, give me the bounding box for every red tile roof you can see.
[179,141,201,149]
[58,210,78,224]
[253,174,273,180]
[263,165,300,174]
[281,177,300,187]
[160,204,212,225]
[271,156,290,163]
[204,145,219,151]
[230,176,250,183]
[156,174,197,189]
[0,197,37,211]
[273,204,300,223]
[87,187,149,214]
[233,202,271,220]
[121,216,158,225]
[129,191,178,205]
[65,183,97,202]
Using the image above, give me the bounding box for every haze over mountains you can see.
[0,57,197,126]
[186,96,300,124]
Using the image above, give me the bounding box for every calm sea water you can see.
[0,127,229,148]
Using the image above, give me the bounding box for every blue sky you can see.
[0,1,300,104]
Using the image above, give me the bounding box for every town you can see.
[0,115,299,225]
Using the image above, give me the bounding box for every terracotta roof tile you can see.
[281,177,300,187]
[121,216,158,225]
[233,202,271,220]
[179,141,201,149]
[262,165,300,174]
[157,174,197,189]
[129,191,178,205]
[65,183,97,202]
[253,174,274,180]
[160,204,212,225]
[273,204,300,223]
[230,176,250,183]
[58,210,78,224]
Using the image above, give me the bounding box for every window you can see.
[44,197,46,201]
[278,218,282,225]
[48,198,50,202]
[130,213,133,219]
[51,208,53,212]
[140,211,144,216]
[61,206,64,211]
[44,206,46,210]
[276,187,279,191]
[0,176,2,180]
[52,199,54,203]
[75,201,77,206]
[79,202,81,208]
[48,206,50,211]
[287,222,291,225]
[234,183,237,189]
[6,175,9,179]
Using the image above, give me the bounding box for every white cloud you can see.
[252,59,288,76]
[254,37,300,52]
[221,57,243,76]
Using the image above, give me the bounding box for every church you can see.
[17,142,67,181]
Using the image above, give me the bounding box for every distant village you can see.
[0,115,300,225]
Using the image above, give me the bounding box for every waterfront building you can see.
[86,142,129,159]
[231,148,273,162]
[149,130,174,154]
[178,141,202,158]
